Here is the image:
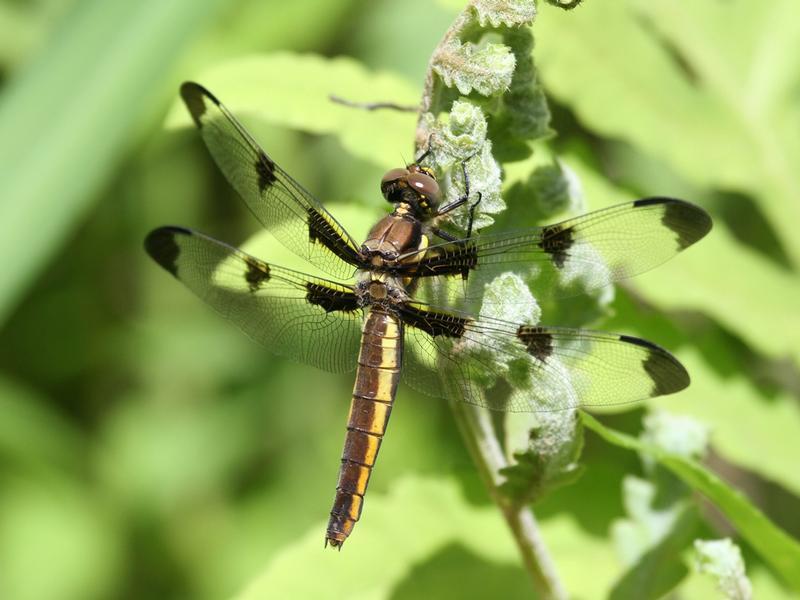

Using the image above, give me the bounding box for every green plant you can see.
[164,1,800,598]
[1,1,799,598]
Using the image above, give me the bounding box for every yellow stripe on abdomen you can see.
[326,309,403,548]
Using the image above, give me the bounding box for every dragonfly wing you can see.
[400,302,688,412]
[145,226,363,373]
[403,198,712,311]
[181,82,364,280]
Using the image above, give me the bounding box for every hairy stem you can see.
[419,11,470,116]
[448,397,568,599]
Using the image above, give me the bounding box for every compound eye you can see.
[381,168,409,185]
[406,172,440,199]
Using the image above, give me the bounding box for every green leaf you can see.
[499,410,584,504]
[432,38,516,96]
[0,0,227,324]
[471,0,536,28]
[536,0,800,267]
[422,100,504,230]
[201,0,359,56]
[167,53,419,170]
[649,350,800,500]
[488,25,552,161]
[234,474,629,599]
[611,477,688,567]
[583,413,800,591]
[610,503,698,600]
[504,159,584,221]
[233,476,519,599]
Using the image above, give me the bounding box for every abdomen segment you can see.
[326,308,403,548]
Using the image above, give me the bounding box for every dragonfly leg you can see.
[431,227,459,243]
[465,192,483,238]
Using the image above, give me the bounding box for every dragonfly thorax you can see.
[354,271,409,309]
[361,210,425,263]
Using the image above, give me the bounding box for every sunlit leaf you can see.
[234,476,519,599]
[610,503,698,600]
[432,38,515,96]
[583,413,800,591]
[536,0,800,267]
[649,350,800,499]
[500,410,584,505]
[167,53,419,170]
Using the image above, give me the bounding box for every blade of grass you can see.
[0,0,226,323]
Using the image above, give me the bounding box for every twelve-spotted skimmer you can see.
[145,82,712,548]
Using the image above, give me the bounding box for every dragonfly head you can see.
[380,164,440,217]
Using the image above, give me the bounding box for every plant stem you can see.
[448,397,568,600]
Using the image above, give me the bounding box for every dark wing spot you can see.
[413,240,478,279]
[516,327,554,363]
[400,305,470,338]
[307,207,365,267]
[308,206,332,244]
[538,224,574,268]
[144,226,191,277]
[619,334,690,396]
[255,151,277,192]
[306,283,360,313]
[633,197,713,251]
[180,82,219,128]
[244,257,270,292]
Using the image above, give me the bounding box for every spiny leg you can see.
[414,133,437,165]
[435,159,472,216]
[433,155,483,240]
[465,192,482,238]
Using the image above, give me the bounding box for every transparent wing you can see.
[145,226,363,373]
[399,302,689,412]
[181,82,364,280]
[400,198,712,311]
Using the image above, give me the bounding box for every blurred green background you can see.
[1,1,799,598]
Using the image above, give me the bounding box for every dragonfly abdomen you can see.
[326,308,403,548]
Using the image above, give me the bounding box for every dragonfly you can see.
[145,82,712,549]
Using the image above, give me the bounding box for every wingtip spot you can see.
[180,81,220,127]
[633,196,713,250]
[648,354,690,396]
[620,334,690,397]
[144,226,190,277]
